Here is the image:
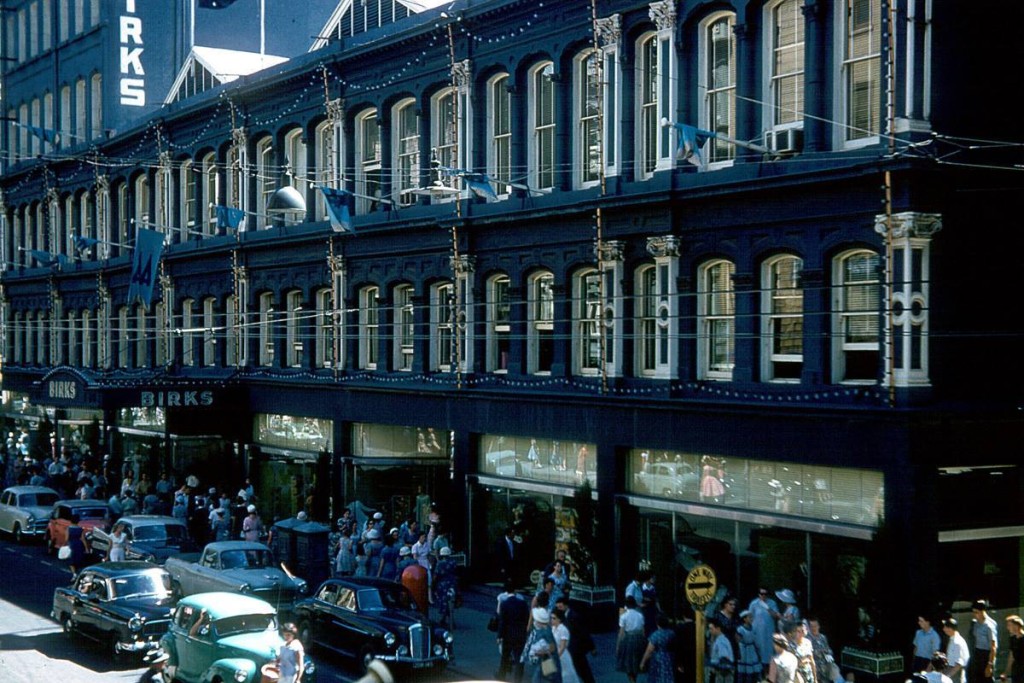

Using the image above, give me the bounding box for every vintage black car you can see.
[294,577,453,673]
[86,514,197,564]
[51,561,174,659]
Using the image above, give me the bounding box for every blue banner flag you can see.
[15,122,61,146]
[215,205,246,231]
[465,174,498,201]
[127,228,164,309]
[319,187,353,233]
[672,123,716,167]
[73,234,100,253]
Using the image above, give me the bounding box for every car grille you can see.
[251,587,297,607]
[408,623,429,660]
[142,619,170,637]
[31,519,49,532]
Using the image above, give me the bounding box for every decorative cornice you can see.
[874,211,943,239]
[451,59,472,88]
[231,127,248,148]
[649,0,677,32]
[96,174,110,193]
[595,14,622,48]
[329,255,346,272]
[325,98,344,123]
[596,239,625,262]
[646,235,681,258]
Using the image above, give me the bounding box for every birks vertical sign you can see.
[120,0,146,106]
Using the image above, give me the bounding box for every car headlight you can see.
[25,513,35,523]
[233,669,247,683]
[433,644,444,656]
[296,579,308,594]
[397,645,409,656]
[443,630,454,644]
[128,616,144,633]
[383,632,396,647]
[239,583,251,593]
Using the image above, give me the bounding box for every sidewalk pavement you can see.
[439,584,620,682]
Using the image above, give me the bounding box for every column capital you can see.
[595,14,622,48]
[874,211,943,239]
[646,235,681,258]
[649,0,677,32]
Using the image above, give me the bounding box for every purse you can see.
[58,545,72,560]
[487,615,499,632]
[540,655,558,677]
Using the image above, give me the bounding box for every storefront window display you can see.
[352,423,448,458]
[119,406,166,429]
[479,434,597,487]
[627,448,884,527]
[255,414,332,452]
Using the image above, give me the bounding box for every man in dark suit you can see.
[493,527,519,584]
[496,584,530,683]
[555,595,596,683]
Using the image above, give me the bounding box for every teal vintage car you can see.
[159,592,316,683]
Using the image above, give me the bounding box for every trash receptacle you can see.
[269,517,304,565]
[294,520,331,589]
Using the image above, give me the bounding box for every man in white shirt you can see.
[944,618,971,683]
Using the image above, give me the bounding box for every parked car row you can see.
[42,535,453,678]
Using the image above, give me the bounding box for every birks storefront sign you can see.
[139,390,214,408]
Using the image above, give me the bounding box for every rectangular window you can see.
[532,64,556,190]
[844,0,881,141]
[490,76,512,190]
[395,103,420,207]
[578,271,603,374]
[639,36,659,177]
[769,0,805,127]
[529,274,554,374]
[203,298,216,366]
[700,261,735,380]
[578,52,601,186]
[358,112,381,214]
[705,16,736,163]
[487,276,511,372]
[834,251,880,382]
[360,287,379,369]
[396,285,414,371]
[763,257,803,381]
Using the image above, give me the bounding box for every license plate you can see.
[412,661,432,669]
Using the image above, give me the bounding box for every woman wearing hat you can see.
[242,504,263,542]
[276,623,305,683]
[775,589,800,632]
[523,606,561,682]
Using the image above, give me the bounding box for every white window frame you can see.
[831,249,881,384]
[574,49,601,189]
[486,73,512,197]
[180,159,197,237]
[285,289,303,368]
[431,282,455,372]
[201,152,218,235]
[256,136,274,229]
[202,296,216,366]
[82,309,93,367]
[486,274,511,373]
[394,284,415,371]
[314,287,337,369]
[528,61,556,191]
[89,73,101,140]
[763,0,806,132]
[527,271,555,375]
[697,259,736,381]
[133,173,149,230]
[225,295,239,366]
[635,257,679,379]
[355,109,381,215]
[258,291,275,366]
[699,12,737,166]
[135,305,147,368]
[314,119,339,222]
[761,254,804,382]
[359,285,380,370]
[392,98,420,207]
[835,0,882,147]
[181,298,195,367]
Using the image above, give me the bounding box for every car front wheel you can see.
[13,523,24,544]
[298,621,314,652]
[61,614,75,636]
[360,646,376,674]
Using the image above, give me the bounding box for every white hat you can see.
[297,511,308,521]
[208,487,217,495]
[216,508,226,515]
[367,529,380,539]
[247,504,257,513]
[373,512,383,520]
[399,546,411,556]
[439,547,452,556]
[776,588,796,604]
[531,607,550,625]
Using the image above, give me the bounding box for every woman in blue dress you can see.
[640,615,677,683]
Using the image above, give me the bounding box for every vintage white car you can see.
[0,485,61,542]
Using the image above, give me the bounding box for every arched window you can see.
[394,284,415,371]
[761,255,804,381]
[574,50,601,188]
[285,290,304,368]
[255,136,274,229]
[258,292,275,366]
[201,152,218,234]
[487,74,512,193]
[700,12,737,164]
[355,109,381,215]
[432,281,455,372]
[359,285,380,369]
[529,62,556,190]
[832,249,880,382]
[697,259,735,380]
[392,98,420,207]
[486,274,511,373]
[202,297,217,367]
[527,271,554,374]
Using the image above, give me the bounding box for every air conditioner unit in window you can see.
[765,128,804,156]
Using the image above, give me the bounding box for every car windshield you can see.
[214,613,277,637]
[220,549,273,569]
[21,492,59,507]
[77,507,109,520]
[133,523,187,542]
[110,572,172,599]
[358,586,414,612]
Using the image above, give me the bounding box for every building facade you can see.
[2,0,1022,646]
